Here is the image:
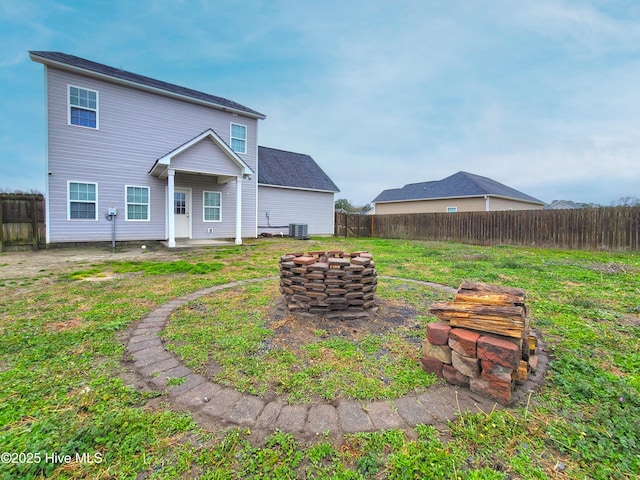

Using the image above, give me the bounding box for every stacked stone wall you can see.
[279,250,377,319]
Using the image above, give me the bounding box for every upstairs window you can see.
[446,206,458,213]
[69,85,98,128]
[68,182,97,220]
[126,186,150,221]
[230,123,247,154]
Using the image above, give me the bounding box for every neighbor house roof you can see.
[29,51,265,119]
[544,200,583,210]
[373,171,544,204]
[258,147,340,193]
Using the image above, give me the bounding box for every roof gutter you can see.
[258,183,340,193]
[29,52,266,120]
[374,194,545,205]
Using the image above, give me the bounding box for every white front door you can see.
[174,189,190,238]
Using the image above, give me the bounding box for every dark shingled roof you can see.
[373,171,544,204]
[29,51,265,119]
[258,147,339,192]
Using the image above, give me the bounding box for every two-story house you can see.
[30,51,339,247]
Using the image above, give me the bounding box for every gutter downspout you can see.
[44,65,51,245]
[484,195,490,211]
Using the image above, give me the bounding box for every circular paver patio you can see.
[121,276,547,444]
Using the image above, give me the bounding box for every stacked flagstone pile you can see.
[423,281,539,404]
[279,250,377,319]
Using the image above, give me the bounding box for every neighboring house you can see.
[545,200,583,210]
[335,206,375,215]
[373,171,545,214]
[257,147,339,236]
[358,205,375,215]
[30,51,338,246]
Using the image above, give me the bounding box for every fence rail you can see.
[335,207,640,250]
[0,194,46,251]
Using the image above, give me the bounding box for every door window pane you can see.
[175,192,186,214]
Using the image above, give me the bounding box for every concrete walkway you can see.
[122,277,504,444]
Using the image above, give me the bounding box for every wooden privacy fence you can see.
[0,194,46,251]
[335,207,640,251]
[334,211,374,238]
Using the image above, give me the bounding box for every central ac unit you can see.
[289,223,309,239]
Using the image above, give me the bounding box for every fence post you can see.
[31,196,38,251]
[0,197,3,252]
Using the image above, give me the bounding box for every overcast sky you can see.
[2,0,640,206]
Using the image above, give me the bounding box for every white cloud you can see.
[512,0,640,57]
[3,0,640,206]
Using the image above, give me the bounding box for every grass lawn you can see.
[162,277,448,404]
[0,238,638,479]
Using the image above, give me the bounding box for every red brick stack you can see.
[279,251,377,318]
[423,281,538,404]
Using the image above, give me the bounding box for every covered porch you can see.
[149,129,254,248]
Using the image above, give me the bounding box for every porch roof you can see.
[149,129,254,179]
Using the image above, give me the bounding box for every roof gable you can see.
[29,51,265,119]
[149,129,253,178]
[373,171,544,204]
[258,147,339,192]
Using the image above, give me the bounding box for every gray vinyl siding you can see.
[172,139,243,176]
[45,67,258,242]
[257,185,335,236]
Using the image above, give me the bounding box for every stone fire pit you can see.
[279,250,378,319]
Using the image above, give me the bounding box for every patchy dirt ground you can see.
[182,295,432,404]
[266,297,425,349]
[0,245,179,280]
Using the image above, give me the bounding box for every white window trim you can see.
[125,185,151,221]
[203,191,222,222]
[230,122,247,154]
[67,181,98,221]
[68,84,99,129]
[446,206,458,213]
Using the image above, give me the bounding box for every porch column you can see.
[235,176,242,245]
[168,169,176,248]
